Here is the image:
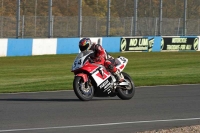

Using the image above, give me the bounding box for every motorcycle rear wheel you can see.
[73,76,94,101]
[116,72,135,100]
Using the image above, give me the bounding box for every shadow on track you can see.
[0,98,120,102]
[0,98,79,102]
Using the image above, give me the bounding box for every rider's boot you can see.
[113,69,124,82]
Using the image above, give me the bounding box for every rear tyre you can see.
[117,72,135,100]
[73,76,94,101]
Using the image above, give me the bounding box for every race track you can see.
[0,84,200,133]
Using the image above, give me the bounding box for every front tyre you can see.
[73,76,94,101]
[117,72,135,100]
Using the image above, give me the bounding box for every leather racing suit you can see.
[89,44,124,82]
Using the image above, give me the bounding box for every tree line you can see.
[0,0,199,19]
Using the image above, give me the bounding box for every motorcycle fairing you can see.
[95,78,112,95]
[73,63,100,83]
[71,50,94,72]
[115,56,128,72]
[91,66,111,86]
[77,62,99,73]
[75,73,88,83]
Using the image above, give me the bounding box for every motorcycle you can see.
[71,50,135,101]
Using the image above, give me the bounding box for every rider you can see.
[79,38,124,82]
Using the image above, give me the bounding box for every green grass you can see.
[0,52,200,93]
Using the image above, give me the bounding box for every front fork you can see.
[75,73,89,88]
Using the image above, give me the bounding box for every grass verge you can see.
[0,52,200,93]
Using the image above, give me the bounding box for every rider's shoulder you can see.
[95,44,104,49]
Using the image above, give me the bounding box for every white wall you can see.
[0,39,8,57]
[32,38,57,55]
[90,37,102,46]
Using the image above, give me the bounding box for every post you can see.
[183,0,187,36]
[52,16,54,37]
[78,0,82,37]
[16,0,20,38]
[133,0,138,36]
[48,0,52,38]
[131,17,133,36]
[35,0,37,37]
[155,17,158,36]
[159,0,163,36]
[177,18,181,36]
[96,17,98,36]
[198,19,200,35]
[22,15,24,38]
[1,0,4,38]
[106,0,111,37]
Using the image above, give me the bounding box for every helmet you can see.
[79,38,92,51]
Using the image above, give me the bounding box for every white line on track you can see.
[0,118,200,132]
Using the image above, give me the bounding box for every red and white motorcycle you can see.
[71,50,135,101]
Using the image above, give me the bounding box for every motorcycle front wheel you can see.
[73,76,94,101]
[116,72,135,100]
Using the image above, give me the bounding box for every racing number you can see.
[120,57,126,63]
[78,59,82,65]
[73,59,82,68]
[73,61,77,68]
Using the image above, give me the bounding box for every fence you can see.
[0,0,199,38]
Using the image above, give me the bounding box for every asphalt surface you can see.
[0,84,200,133]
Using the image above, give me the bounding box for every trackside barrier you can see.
[161,36,199,52]
[0,36,199,57]
[149,36,162,52]
[32,38,57,55]
[119,36,199,52]
[0,39,8,57]
[198,36,200,51]
[57,38,80,54]
[7,39,33,56]
[119,36,162,52]
[102,37,121,53]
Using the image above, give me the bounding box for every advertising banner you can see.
[198,36,200,51]
[161,37,199,51]
[120,37,149,52]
